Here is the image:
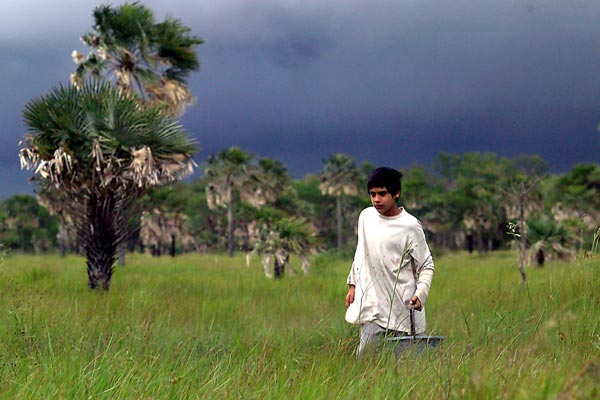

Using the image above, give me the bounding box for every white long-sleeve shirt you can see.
[345,207,435,334]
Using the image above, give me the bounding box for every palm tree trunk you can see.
[262,254,273,278]
[300,253,310,276]
[170,234,176,257]
[336,195,343,250]
[86,246,116,290]
[227,196,234,257]
[84,194,117,290]
[274,249,288,279]
[476,222,485,253]
[518,196,528,285]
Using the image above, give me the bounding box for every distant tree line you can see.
[4,151,599,266]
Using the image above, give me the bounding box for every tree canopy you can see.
[71,2,203,116]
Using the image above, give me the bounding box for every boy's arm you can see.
[411,223,435,307]
[345,256,359,307]
[345,265,356,307]
[345,210,364,307]
[345,285,355,307]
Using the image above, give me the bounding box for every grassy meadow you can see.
[0,251,598,399]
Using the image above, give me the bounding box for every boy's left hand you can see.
[409,296,422,311]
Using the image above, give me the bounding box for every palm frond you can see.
[21,81,197,191]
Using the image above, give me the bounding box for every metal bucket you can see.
[385,308,446,356]
[386,334,446,356]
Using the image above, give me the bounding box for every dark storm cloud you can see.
[1,0,600,198]
[235,2,334,70]
[267,33,329,69]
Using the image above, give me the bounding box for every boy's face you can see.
[368,186,400,217]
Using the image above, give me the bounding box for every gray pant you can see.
[357,321,408,356]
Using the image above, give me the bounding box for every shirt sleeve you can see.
[347,210,365,286]
[410,220,435,306]
[347,263,357,286]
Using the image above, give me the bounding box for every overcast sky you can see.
[1,0,600,199]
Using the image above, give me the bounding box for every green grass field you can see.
[1,251,598,399]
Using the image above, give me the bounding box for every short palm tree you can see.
[272,216,317,277]
[253,208,317,278]
[20,82,197,290]
[526,215,573,265]
[71,2,203,117]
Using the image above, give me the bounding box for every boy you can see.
[345,167,435,355]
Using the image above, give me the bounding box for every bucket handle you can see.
[409,307,416,337]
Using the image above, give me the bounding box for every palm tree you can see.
[273,216,318,277]
[70,3,202,265]
[20,82,197,290]
[139,209,193,256]
[204,147,254,257]
[136,183,197,256]
[252,157,291,205]
[318,154,360,250]
[253,208,317,278]
[527,215,573,265]
[71,2,203,117]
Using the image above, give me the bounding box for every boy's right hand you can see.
[345,285,355,307]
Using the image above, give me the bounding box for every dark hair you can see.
[367,167,403,195]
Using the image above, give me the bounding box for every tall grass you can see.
[0,251,598,399]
